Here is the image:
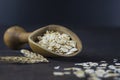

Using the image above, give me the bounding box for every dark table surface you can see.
[0,25,120,80]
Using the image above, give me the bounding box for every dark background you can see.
[0,0,120,27]
[0,0,120,80]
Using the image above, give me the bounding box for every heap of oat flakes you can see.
[53,59,120,80]
[37,30,78,55]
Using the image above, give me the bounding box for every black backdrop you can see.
[0,0,120,27]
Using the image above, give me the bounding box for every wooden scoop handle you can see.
[4,26,31,49]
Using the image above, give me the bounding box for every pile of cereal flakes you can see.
[37,30,78,55]
[53,59,120,80]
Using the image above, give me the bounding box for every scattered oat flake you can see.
[108,65,116,70]
[63,72,71,75]
[95,69,106,78]
[53,72,64,76]
[74,63,83,66]
[83,66,91,69]
[64,68,73,70]
[115,63,120,66]
[89,62,98,67]
[104,73,119,78]
[99,63,108,67]
[73,70,85,78]
[82,63,89,67]
[54,66,60,69]
[85,69,94,74]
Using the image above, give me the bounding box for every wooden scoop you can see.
[4,25,82,57]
